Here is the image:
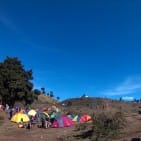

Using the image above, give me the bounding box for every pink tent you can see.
[52,115,75,128]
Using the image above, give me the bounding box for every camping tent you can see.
[52,115,74,128]
[79,114,92,123]
[28,109,37,116]
[42,112,50,118]
[11,113,30,123]
[72,115,81,122]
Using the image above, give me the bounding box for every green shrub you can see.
[91,111,125,141]
[0,115,4,120]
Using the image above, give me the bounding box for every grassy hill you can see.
[60,97,140,115]
[31,94,58,108]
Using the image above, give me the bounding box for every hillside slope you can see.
[60,97,139,115]
[0,97,141,141]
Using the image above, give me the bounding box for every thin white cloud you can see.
[103,75,141,96]
[122,96,134,101]
[0,14,19,33]
[21,39,61,53]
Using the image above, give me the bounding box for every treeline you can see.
[34,88,60,101]
[0,57,59,107]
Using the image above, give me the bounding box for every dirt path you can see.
[114,113,141,141]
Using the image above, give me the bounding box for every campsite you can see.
[1,1,141,141]
[1,96,141,141]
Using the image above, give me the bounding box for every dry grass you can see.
[38,94,57,104]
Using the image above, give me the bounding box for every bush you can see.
[73,111,125,141]
[91,111,125,141]
[0,115,4,120]
[57,135,73,141]
[75,123,88,131]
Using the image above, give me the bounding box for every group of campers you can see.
[6,104,61,129]
[0,103,92,129]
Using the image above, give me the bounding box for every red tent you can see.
[79,114,92,123]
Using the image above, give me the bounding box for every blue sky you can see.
[0,0,141,100]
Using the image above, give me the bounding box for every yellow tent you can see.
[72,115,79,122]
[28,109,37,116]
[42,112,50,118]
[11,113,30,123]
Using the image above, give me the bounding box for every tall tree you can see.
[0,57,34,106]
[34,89,41,95]
[41,87,45,94]
[49,91,54,98]
[33,89,41,100]
[56,97,60,101]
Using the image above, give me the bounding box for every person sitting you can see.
[0,104,3,111]
[26,121,32,129]
[18,118,25,128]
[18,123,24,128]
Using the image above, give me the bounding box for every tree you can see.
[41,87,45,94]
[0,57,34,106]
[46,93,49,96]
[34,89,41,95]
[33,89,41,100]
[49,91,54,98]
[56,97,60,101]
